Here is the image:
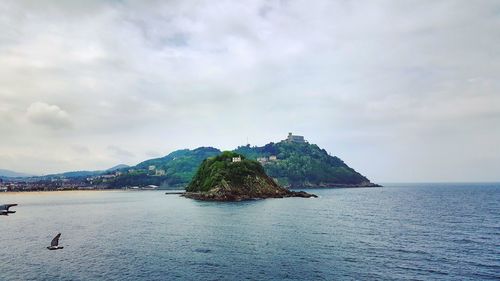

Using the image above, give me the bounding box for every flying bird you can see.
[47,233,64,250]
[0,204,17,216]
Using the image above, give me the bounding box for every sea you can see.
[0,183,499,281]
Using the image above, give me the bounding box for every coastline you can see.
[288,183,382,188]
[0,189,126,194]
[182,190,317,201]
[0,184,381,194]
[0,188,182,194]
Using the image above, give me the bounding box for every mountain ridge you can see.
[14,136,379,189]
[104,136,379,188]
[0,169,35,178]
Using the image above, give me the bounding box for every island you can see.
[183,151,317,201]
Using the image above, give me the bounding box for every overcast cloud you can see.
[0,0,499,182]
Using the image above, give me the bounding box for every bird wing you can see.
[50,234,61,247]
[5,204,17,210]
[0,204,17,215]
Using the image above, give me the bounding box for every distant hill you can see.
[106,164,129,172]
[42,164,131,179]
[107,147,221,188]
[234,141,375,187]
[105,137,378,189]
[22,136,378,189]
[0,169,34,178]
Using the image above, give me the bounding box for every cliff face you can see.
[184,152,316,201]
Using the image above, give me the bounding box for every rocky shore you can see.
[182,189,317,201]
[288,182,382,188]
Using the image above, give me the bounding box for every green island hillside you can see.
[106,147,221,188]
[234,140,376,188]
[184,151,316,201]
[98,134,378,189]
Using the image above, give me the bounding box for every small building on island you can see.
[258,155,278,164]
[232,156,242,163]
[155,169,166,176]
[257,157,268,163]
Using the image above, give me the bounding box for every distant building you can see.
[148,165,156,171]
[269,155,277,161]
[286,132,306,143]
[257,157,268,163]
[232,156,242,163]
[155,169,166,176]
[101,174,116,182]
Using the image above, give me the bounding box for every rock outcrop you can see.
[183,151,316,201]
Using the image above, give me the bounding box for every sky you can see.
[0,0,499,182]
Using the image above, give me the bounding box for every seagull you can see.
[0,204,17,216]
[47,233,64,250]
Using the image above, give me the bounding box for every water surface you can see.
[1,183,499,280]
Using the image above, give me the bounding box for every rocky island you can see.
[183,151,317,201]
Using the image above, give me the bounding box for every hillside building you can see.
[257,157,268,163]
[286,132,306,143]
[155,169,166,176]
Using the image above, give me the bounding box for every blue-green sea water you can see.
[1,183,499,280]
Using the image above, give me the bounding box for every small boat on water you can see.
[47,233,64,250]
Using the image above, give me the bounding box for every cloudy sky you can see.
[0,0,499,182]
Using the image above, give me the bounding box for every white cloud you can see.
[26,102,72,129]
[107,145,135,159]
[0,0,498,180]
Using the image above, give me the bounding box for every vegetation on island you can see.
[108,147,221,188]
[97,141,376,189]
[184,151,316,201]
[14,137,378,190]
[187,151,267,192]
[234,141,374,187]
